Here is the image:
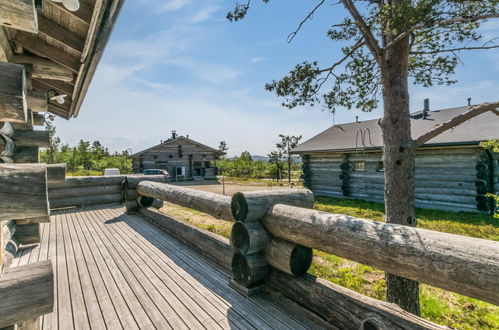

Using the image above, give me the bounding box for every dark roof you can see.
[131,136,224,158]
[292,105,499,154]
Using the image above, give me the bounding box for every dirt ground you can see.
[170,178,296,196]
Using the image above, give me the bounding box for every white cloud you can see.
[158,0,191,12]
[189,6,219,23]
[250,57,268,63]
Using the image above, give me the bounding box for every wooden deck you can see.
[11,205,321,330]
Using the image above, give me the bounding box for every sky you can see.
[53,0,499,157]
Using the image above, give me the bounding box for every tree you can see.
[42,120,60,163]
[268,149,284,181]
[218,141,229,155]
[228,1,499,314]
[277,134,302,182]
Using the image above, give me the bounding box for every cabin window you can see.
[353,161,365,171]
[376,161,384,172]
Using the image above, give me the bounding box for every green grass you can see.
[161,195,499,329]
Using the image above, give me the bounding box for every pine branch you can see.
[340,0,383,61]
[415,102,499,147]
[287,0,327,43]
[385,14,499,50]
[410,44,499,54]
[316,39,365,74]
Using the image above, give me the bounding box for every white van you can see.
[104,168,120,176]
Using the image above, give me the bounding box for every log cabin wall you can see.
[305,146,493,212]
[132,136,223,180]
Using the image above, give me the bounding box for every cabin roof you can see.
[131,136,225,158]
[292,105,499,154]
[0,0,124,119]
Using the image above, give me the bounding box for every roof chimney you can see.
[172,130,177,139]
[355,116,359,123]
[467,97,472,106]
[423,98,430,119]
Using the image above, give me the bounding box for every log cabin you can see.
[293,101,499,213]
[131,131,224,180]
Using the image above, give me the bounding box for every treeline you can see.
[40,121,132,175]
[217,134,303,181]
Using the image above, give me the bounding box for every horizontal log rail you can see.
[136,181,499,306]
[0,260,54,328]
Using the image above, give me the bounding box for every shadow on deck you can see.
[12,205,322,330]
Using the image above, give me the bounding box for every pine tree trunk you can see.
[380,34,420,315]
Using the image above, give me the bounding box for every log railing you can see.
[48,174,167,210]
[136,181,499,328]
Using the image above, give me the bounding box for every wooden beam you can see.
[13,54,74,83]
[14,223,40,244]
[37,15,85,53]
[47,103,70,119]
[32,78,73,96]
[0,163,49,221]
[26,90,47,112]
[31,112,44,126]
[11,130,49,148]
[46,163,66,183]
[0,0,38,33]
[0,260,54,328]
[49,1,93,25]
[0,27,13,61]
[14,31,81,73]
[0,62,27,123]
[12,146,38,163]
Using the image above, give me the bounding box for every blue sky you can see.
[54,0,499,156]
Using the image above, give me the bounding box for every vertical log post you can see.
[0,62,28,123]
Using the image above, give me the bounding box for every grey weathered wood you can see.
[14,32,80,73]
[49,184,121,199]
[0,164,49,221]
[0,121,14,136]
[13,54,74,83]
[14,223,40,245]
[137,181,233,220]
[0,133,15,156]
[37,15,85,53]
[125,200,138,214]
[48,174,166,189]
[266,270,445,329]
[138,207,233,271]
[15,216,50,225]
[0,0,38,33]
[46,163,66,183]
[12,146,38,163]
[2,220,16,248]
[231,189,314,222]
[230,221,271,255]
[31,112,44,126]
[11,129,49,148]
[0,156,14,163]
[2,238,19,270]
[264,238,312,277]
[231,252,269,288]
[0,62,27,123]
[0,260,54,328]
[49,194,122,209]
[26,90,48,112]
[137,195,154,207]
[261,204,499,305]
[151,199,163,209]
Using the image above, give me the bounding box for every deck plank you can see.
[9,205,324,330]
[61,211,90,330]
[71,209,137,330]
[65,211,107,330]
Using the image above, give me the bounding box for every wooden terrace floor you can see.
[12,205,321,330]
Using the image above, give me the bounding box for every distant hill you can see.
[251,155,270,162]
[228,155,302,163]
